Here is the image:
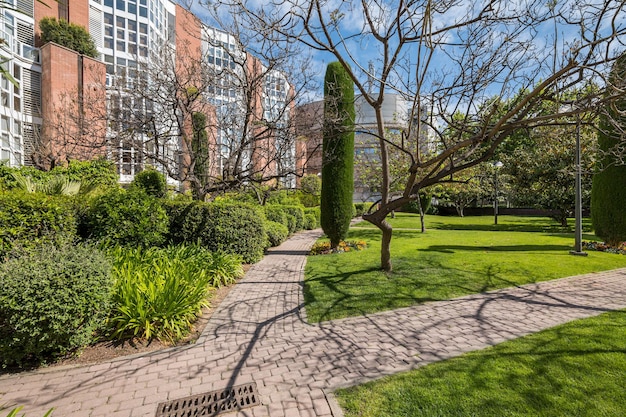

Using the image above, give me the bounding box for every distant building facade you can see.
[0,0,303,188]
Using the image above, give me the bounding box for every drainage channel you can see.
[155,382,260,417]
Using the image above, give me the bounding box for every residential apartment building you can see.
[0,0,304,189]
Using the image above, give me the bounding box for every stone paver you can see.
[2,229,626,416]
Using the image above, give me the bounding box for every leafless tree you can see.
[218,0,626,270]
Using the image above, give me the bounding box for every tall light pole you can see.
[493,161,503,225]
[570,113,588,256]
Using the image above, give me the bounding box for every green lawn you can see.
[336,309,626,417]
[304,214,626,322]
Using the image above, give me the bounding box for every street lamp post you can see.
[493,161,503,225]
[570,114,588,256]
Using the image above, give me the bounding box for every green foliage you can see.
[166,201,267,263]
[39,17,98,58]
[304,207,321,227]
[84,188,168,247]
[107,245,242,342]
[191,112,211,200]
[321,61,355,247]
[265,205,288,226]
[592,53,626,245]
[285,214,297,234]
[130,168,167,198]
[354,203,366,217]
[0,192,77,259]
[298,175,321,207]
[283,205,305,231]
[0,159,118,191]
[0,243,112,368]
[265,220,289,247]
[400,193,432,214]
[304,213,318,230]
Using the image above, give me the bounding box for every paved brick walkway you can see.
[2,229,626,417]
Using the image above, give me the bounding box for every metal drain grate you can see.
[155,382,260,417]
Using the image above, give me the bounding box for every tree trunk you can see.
[417,196,426,233]
[363,212,393,272]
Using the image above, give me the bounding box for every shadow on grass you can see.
[304,253,531,323]
[422,244,571,253]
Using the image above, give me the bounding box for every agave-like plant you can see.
[11,173,99,196]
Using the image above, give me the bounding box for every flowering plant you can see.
[582,241,626,255]
[310,240,368,255]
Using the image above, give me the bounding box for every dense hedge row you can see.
[165,201,267,263]
[0,192,77,259]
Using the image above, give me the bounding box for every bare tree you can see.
[219,0,626,270]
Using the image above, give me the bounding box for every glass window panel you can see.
[104,0,113,6]
[104,38,113,49]
[12,96,19,110]
[128,3,136,14]
[117,28,124,39]
[139,6,147,17]
[1,150,9,161]
[139,23,147,34]
[116,16,125,27]
[104,13,113,25]
[1,134,9,147]
[116,0,125,11]
[128,20,137,32]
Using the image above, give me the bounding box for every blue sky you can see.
[180,0,626,112]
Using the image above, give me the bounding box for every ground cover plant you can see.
[304,214,626,322]
[107,245,243,342]
[336,309,626,417]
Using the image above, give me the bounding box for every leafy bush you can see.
[166,201,267,263]
[39,17,98,58]
[354,203,366,217]
[283,205,305,231]
[0,243,112,368]
[107,245,243,342]
[285,213,297,234]
[0,191,77,259]
[265,220,289,247]
[304,207,321,226]
[304,213,318,230]
[84,188,168,247]
[265,205,288,226]
[130,168,167,198]
[310,239,367,255]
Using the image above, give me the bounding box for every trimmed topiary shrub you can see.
[321,61,355,248]
[285,214,297,234]
[283,205,305,231]
[265,205,288,227]
[167,201,267,263]
[304,213,318,230]
[84,187,168,247]
[304,207,321,227]
[265,220,289,247]
[0,243,113,368]
[0,191,77,259]
[39,17,98,58]
[130,168,167,198]
[592,53,626,245]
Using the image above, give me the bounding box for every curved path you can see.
[2,229,626,417]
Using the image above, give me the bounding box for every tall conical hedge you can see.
[591,53,626,245]
[320,62,355,248]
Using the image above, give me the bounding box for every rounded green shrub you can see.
[131,168,167,198]
[283,205,305,231]
[0,191,77,259]
[304,213,318,230]
[265,205,288,227]
[265,220,289,247]
[0,243,113,368]
[84,188,168,247]
[167,201,267,263]
[285,213,297,234]
[304,207,321,227]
